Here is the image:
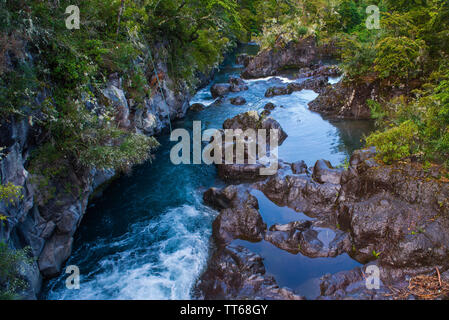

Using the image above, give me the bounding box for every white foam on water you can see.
[329,75,343,85]
[45,202,217,300]
[245,75,297,84]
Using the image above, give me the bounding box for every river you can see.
[42,43,373,300]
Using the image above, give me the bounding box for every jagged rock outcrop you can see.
[194,245,304,300]
[308,80,377,119]
[254,148,449,285]
[189,103,205,112]
[217,111,288,182]
[199,184,304,300]
[210,77,248,99]
[241,37,334,79]
[265,75,332,98]
[203,185,266,244]
[235,54,252,67]
[0,45,193,298]
[265,220,351,258]
[318,264,392,300]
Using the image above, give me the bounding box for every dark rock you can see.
[229,77,249,92]
[229,96,247,105]
[291,160,309,174]
[218,111,287,182]
[264,103,276,111]
[318,265,392,300]
[217,163,268,182]
[260,118,288,145]
[298,65,342,79]
[265,86,292,97]
[195,245,304,300]
[308,80,376,119]
[242,37,332,79]
[204,185,266,244]
[236,54,252,67]
[223,110,260,130]
[313,159,343,185]
[211,83,231,98]
[261,110,271,117]
[190,103,205,112]
[288,76,329,94]
[38,235,73,278]
[265,221,351,258]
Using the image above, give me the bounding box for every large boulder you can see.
[308,80,376,119]
[229,77,249,92]
[222,110,260,130]
[217,111,288,181]
[265,76,330,97]
[313,159,344,185]
[222,111,287,144]
[211,83,231,98]
[265,220,351,258]
[195,245,304,300]
[242,37,329,79]
[204,185,266,244]
[189,103,205,112]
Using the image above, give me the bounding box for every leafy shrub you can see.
[0,183,23,205]
[0,242,31,300]
[366,120,419,163]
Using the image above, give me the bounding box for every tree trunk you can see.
[116,0,125,36]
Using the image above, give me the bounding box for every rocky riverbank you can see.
[0,42,214,299]
[194,38,449,299]
[198,126,449,299]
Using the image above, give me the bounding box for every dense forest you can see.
[1,0,449,299]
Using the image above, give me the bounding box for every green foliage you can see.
[337,0,363,33]
[0,242,32,300]
[366,120,419,164]
[374,36,426,84]
[0,183,23,205]
[78,131,160,172]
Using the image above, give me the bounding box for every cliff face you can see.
[0,44,196,299]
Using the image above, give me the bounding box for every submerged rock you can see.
[229,96,247,105]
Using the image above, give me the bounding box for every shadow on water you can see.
[42,43,373,300]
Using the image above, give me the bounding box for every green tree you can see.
[374,36,426,87]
